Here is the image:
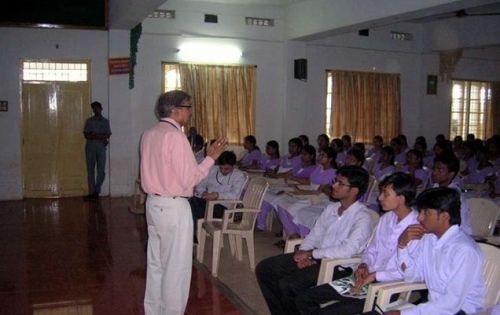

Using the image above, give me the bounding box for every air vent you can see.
[148,10,176,19]
[205,14,218,23]
[245,17,274,27]
[391,31,413,41]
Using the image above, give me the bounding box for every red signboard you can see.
[108,58,130,75]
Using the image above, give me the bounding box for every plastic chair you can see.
[373,243,500,313]
[467,198,500,237]
[197,177,268,276]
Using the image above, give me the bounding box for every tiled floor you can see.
[0,197,279,315]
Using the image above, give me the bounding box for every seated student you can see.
[460,141,478,177]
[463,146,494,184]
[397,134,410,153]
[384,187,485,315]
[366,135,384,162]
[286,145,318,183]
[260,140,281,171]
[274,147,337,239]
[342,135,353,154]
[373,146,396,182]
[431,154,472,235]
[280,137,303,173]
[238,135,262,169]
[391,137,407,167]
[401,149,430,188]
[345,148,366,168]
[299,134,310,147]
[192,134,205,164]
[414,136,434,169]
[331,138,346,167]
[296,173,420,315]
[317,134,330,152]
[256,166,373,315]
[189,151,246,240]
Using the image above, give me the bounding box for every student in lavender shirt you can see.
[280,137,303,173]
[317,134,330,155]
[331,138,346,167]
[460,141,478,177]
[414,137,434,169]
[463,146,494,185]
[383,187,485,315]
[341,135,352,154]
[275,147,337,238]
[431,154,472,235]
[286,145,317,183]
[260,140,281,171]
[238,135,262,169]
[401,149,430,188]
[299,134,310,147]
[372,146,396,182]
[366,135,384,162]
[391,137,407,167]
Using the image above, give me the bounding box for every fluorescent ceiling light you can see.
[178,43,242,63]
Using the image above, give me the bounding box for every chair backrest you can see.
[362,175,379,206]
[479,243,500,309]
[241,176,269,209]
[238,172,250,199]
[467,198,500,237]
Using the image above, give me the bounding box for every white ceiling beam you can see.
[109,0,167,29]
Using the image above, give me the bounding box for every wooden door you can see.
[22,61,91,198]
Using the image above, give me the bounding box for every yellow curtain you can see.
[329,70,401,143]
[486,81,500,138]
[178,63,256,144]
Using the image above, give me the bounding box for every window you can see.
[162,63,181,92]
[22,61,88,82]
[450,80,491,140]
[325,74,333,135]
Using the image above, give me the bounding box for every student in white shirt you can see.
[295,172,419,315]
[189,151,246,242]
[386,187,485,315]
[256,166,373,315]
[431,154,472,235]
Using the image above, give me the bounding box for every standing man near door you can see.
[140,90,227,315]
[83,101,111,200]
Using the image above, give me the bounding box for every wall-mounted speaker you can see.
[294,58,307,81]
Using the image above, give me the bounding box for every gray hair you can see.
[156,90,191,118]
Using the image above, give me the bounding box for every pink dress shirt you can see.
[140,118,214,197]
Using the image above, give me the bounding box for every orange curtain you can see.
[178,64,256,144]
[328,70,401,143]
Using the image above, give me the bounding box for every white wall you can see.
[0,27,109,200]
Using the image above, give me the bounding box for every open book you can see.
[328,275,368,299]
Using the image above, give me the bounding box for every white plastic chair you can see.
[467,198,500,237]
[197,177,268,276]
[373,243,500,313]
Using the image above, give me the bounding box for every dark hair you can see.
[381,146,395,165]
[407,149,423,168]
[156,90,191,118]
[342,134,352,144]
[337,166,369,198]
[353,142,366,155]
[415,187,461,226]
[320,147,337,168]
[289,137,303,150]
[414,136,428,151]
[299,135,309,146]
[218,151,237,166]
[435,134,446,143]
[379,172,416,206]
[347,149,365,165]
[91,101,102,109]
[434,140,453,156]
[318,134,330,146]
[266,140,280,158]
[331,138,343,151]
[373,135,383,143]
[193,134,204,148]
[244,135,257,145]
[434,154,460,176]
[390,137,402,147]
[302,145,317,165]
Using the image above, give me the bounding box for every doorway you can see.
[21,60,91,198]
